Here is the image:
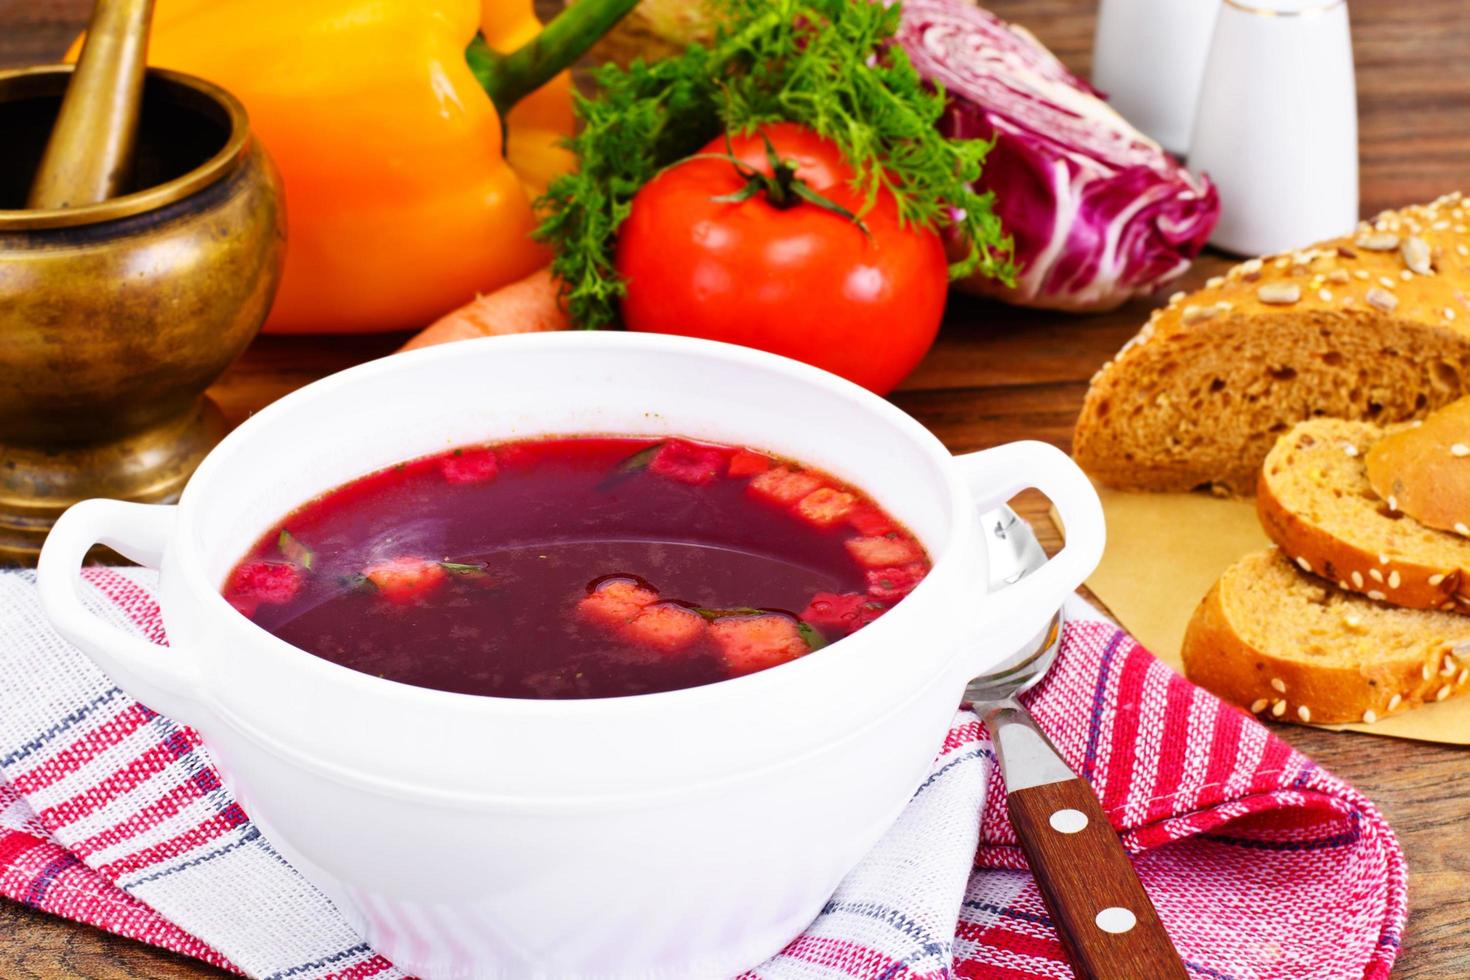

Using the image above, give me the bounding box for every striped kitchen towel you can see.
[0,568,1405,979]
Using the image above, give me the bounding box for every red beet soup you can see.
[223,437,931,698]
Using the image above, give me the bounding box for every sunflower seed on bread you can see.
[1075,192,1470,495]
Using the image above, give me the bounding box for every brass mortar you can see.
[0,65,284,563]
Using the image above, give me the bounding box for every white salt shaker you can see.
[1188,0,1358,255]
[1092,0,1220,156]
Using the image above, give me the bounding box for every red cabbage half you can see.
[896,0,1220,312]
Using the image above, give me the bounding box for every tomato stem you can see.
[700,129,869,234]
[756,130,800,210]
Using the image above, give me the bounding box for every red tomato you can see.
[615,123,949,394]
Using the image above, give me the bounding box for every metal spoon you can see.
[973,508,1187,980]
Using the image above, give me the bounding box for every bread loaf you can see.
[1181,548,1470,724]
[1365,394,1470,533]
[1257,418,1470,613]
[1075,194,1470,494]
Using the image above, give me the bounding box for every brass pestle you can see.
[28,0,155,209]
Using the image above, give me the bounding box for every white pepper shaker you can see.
[1092,0,1220,156]
[1188,0,1359,255]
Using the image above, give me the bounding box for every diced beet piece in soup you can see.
[221,436,931,698]
[649,439,728,485]
[226,561,303,617]
[365,557,448,604]
[621,603,708,654]
[795,487,857,527]
[747,467,823,506]
[710,614,811,676]
[846,503,895,537]
[727,448,774,477]
[577,577,659,628]
[802,592,883,633]
[845,535,925,568]
[866,563,928,601]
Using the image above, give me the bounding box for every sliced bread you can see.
[1257,418,1470,611]
[1365,394,1470,534]
[1074,193,1470,494]
[1182,548,1470,725]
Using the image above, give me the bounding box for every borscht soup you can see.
[223,436,931,698]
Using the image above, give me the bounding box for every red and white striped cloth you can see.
[0,568,1405,980]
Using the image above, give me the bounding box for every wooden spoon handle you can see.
[1007,777,1188,979]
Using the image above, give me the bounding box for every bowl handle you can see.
[953,442,1106,669]
[37,500,203,719]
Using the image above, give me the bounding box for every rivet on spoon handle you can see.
[27,0,156,209]
[1004,767,1187,979]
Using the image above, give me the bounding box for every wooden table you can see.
[2,1,1467,977]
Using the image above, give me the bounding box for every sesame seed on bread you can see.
[1075,193,1470,495]
[1182,548,1470,725]
[1257,418,1470,612]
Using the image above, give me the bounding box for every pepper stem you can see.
[469,0,640,118]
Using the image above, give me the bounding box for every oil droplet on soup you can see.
[222,437,931,698]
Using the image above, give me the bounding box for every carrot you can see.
[399,267,569,351]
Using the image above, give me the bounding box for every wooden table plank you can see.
[2,2,1466,977]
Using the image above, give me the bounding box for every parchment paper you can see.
[1070,487,1470,744]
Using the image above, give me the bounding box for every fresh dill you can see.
[535,0,1014,330]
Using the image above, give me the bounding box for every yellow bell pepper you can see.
[76,0,634,333]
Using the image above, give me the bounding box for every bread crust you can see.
[1256,467,1467,613]
[1181,551,1463,724]
[1074,193,1470,494]
[1365,397,1470,533]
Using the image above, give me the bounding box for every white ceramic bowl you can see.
[38,333,1103,979]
